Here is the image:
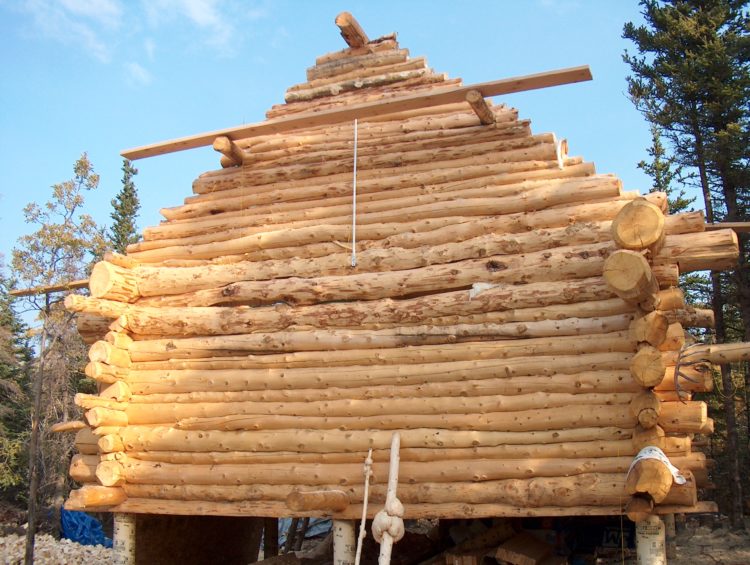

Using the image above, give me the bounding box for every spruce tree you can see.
[638,124,694,214]
[0,273,32,502]
[624,0,750,528]
[109,159,141,253]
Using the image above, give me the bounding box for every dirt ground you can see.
[670,522,750,565]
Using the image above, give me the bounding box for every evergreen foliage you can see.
[0,273,32,500]
[109,159,141,254]
[624,0,750,528]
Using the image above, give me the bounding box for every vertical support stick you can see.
[663,513,676,559]
[113,513,136,565]
[351,119,358,267]
[333,520,356,565]
[635,514,666,565]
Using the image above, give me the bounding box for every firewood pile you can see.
[63,13,736,525]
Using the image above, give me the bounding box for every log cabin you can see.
[61,11,738,562]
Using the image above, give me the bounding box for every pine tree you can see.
[638,124,694,214]
[0,272,32,502]
[109,159,141,253]
[624,0,750,528]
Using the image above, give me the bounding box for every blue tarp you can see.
[278,517,331,545]
[61,509,113,548]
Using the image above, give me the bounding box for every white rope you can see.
[372,433,404,565]
[351,118,358,267]
[354,448,373,565]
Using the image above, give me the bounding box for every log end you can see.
[612,199,665,251]
[95,461,125,487]
[626,494,654,523]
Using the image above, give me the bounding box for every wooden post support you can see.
[264,518,279,558]
[635,514,667,565]
[113,513,136,565]
[213,136,245,167]
[333,520,356,565]
[335,12,369,47]
[663,513,677,559]
[626,494,654,523]
[465,90,495,125]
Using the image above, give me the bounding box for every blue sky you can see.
[0,0,657,275]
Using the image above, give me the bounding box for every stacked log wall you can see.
[64,34,732,520]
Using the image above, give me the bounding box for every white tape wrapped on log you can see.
[628,446,686,485]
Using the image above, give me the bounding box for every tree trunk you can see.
[24,315,48,565]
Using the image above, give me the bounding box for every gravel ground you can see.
[0,533,112,565]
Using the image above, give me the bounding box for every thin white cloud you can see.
[143,0,267,54]
[59,0,123,28]
[18,0,123,62]
[125,61,152,86]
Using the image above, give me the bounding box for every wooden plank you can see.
[706,222,750,233]
[10,279,89,297]
[121,66,593,160]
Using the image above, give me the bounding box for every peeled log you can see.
[126,395,634,426]
[127,328,633,368]
[629,312,669,347]
[466,90,495,125]
[629,392,661,429]
[603,250,659,311]
[659,323,686,352]
[88,341,131,368]
[653,229,738,273]
[85,362,129,384]
[123,352,633,395]
[681,342,750,365]
[122,437,690,465]
[86,407,128,428]
[136,241,615,308]
[94,454,705,487]
[76,313,112,344]
[121,277,620,337]
[287,490,350,512]
[65,486,127,510]
[70,454,99,483]
[612,198,665,254]
[100,381,132,402]
[334,12,369,48]
[74,427,100,455]
[632,425,666,451]
[65,294,127,318]
[659,401,707,433]
[124,473,696,508]
[664,308,714,329]
[631,346,666,388]
[656,288,685,312]
[116,426,634,454]
[627,459,680,504]
[89,262,139,303]
[626,494,654,523]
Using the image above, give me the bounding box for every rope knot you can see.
[371,506,405,544]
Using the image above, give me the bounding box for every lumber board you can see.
[121,66,592,160]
